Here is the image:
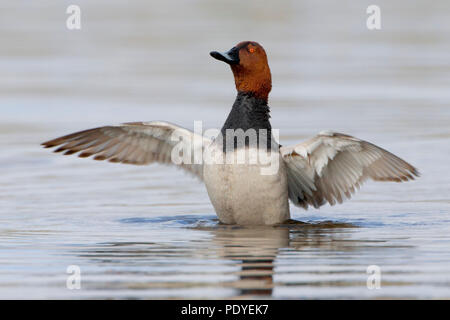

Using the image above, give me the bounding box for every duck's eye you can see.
[248,47,255,53]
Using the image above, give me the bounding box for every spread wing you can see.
[42,121,210,179]
[280,131,419,209]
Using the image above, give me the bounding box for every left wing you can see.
[280,131,419,209]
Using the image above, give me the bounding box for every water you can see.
[1,0,450,299]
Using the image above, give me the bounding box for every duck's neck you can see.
[221,91,271,135]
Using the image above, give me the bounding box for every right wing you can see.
[42,121,210,180]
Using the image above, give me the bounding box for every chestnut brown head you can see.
[210,41,272,101]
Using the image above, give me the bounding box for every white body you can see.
[203,144,290,225]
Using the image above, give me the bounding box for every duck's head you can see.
[210,41,272,101]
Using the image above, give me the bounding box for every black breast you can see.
[220,92,277,151]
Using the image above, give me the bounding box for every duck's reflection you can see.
[203,220,355,297]
[211,227,289,297]
[75,217,356,298]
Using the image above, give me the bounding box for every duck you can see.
[42,41,419,225]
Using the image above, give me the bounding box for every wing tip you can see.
[41,140,59,148]
[63,149,77,155]
[78,152,93,158]
[400,165,420,182]
[372,165,420,183]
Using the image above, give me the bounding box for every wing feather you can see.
[280,132,419,209]
[42,121,210,179]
